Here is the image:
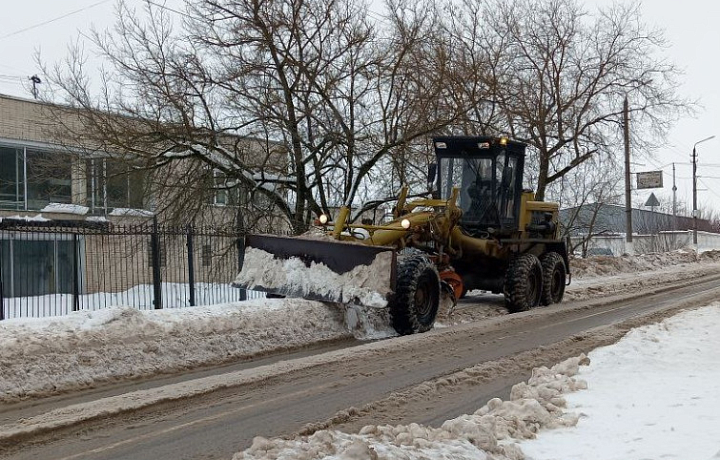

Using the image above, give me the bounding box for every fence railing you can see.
[0,218,262,320]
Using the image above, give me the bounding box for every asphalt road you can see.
[4,273,720,460]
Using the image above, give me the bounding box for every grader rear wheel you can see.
[503,253,543,313]
[390,254,441,335]
[540,252,566,306]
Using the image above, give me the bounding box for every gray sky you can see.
[1,0,719,217]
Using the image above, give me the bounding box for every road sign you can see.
[637,171,663,189]
[644,193,660,208]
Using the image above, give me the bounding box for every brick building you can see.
[0,94,271,303]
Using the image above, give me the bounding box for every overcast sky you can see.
[1,0,719,217]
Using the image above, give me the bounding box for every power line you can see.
[0,0,114,41]
[0,74,25,87]
[698,178,720,201]
[144,0,197,21]
[641,158,691,179]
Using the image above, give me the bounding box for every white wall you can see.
[573,230,720,256]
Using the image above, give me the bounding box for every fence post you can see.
[0,238,4,321]
[187,225,196,307]
[237,236,246,301]
[151,216,163,309]
[72,233,80,312]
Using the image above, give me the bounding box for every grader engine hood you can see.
[233,234,397,308]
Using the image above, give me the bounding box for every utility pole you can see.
[692,148,697,245]
[623,96,633,255]
[672,163,677,216]
[692,135,715,248]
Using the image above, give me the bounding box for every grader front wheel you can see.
[390,254,441,335]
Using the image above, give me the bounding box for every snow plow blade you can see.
[234,234,397,307]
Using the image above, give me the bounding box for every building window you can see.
[210,170,241,206]
[0,146,24,210]
[0,145,73,211]
[86,158,147,213]
[26,149,72,210]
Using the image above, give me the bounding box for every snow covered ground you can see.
[234,304,720,460]
[2,282,259,319]
[1,250,720,459]
[518,305,720,460]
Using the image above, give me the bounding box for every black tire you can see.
[389,255,441,335]
[503,253,542,313]
[540,252,566,306]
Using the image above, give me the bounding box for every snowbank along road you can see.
[1,250,720,459]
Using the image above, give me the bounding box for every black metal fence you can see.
[0,218,257,320]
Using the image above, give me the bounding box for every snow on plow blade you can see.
[233,234,397,307]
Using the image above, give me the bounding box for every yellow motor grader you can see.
[235,136,569,335]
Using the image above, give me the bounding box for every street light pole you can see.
[692,135,715,248]
[623,96,633,255]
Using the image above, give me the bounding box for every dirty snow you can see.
[1,250,720,459]
[233,305,720,460]
[569,248,717,278]
[1,249,719,403]
[0,300,357,403]
[235,355,591,460]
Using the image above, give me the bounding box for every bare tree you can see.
[438,0,692,200]
[40,0,693,235]
[557,157,623,256]
[42,0,458,233]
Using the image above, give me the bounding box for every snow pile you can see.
[40,203,89,215]
[0,214,49,222]
[699,248,720,261]
[0,300,351,402]
[570,250,694,278]
[520,303,720,460]
[235,247,393,308]
[234,356,590,460]
[1,249,718,402]
[344,304,396,340]
[108,208,154,217]
[3,281,252,319]
[570,248,720,279]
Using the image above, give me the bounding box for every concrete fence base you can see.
[572,230,720,256]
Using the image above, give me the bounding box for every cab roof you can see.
[432,136,527,155]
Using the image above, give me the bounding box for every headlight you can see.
[401,218,411,229]
[319,214,328,224]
